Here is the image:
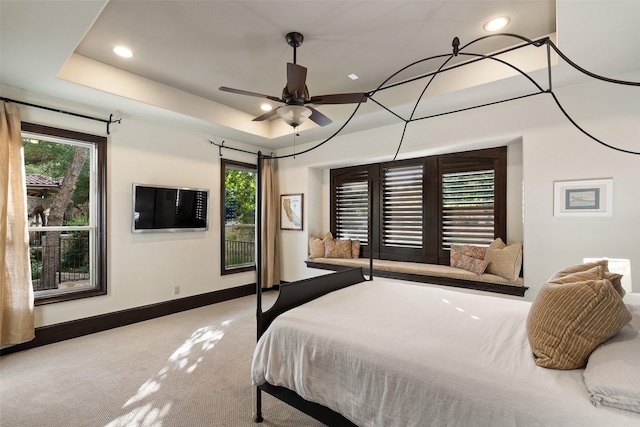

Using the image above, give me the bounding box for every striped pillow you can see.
[550,260,625,297]
[526,279,631,369]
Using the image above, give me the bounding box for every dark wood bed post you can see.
[254,151,264,423]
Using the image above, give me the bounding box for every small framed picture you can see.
[553,178,613,217]
[280,193,303,230]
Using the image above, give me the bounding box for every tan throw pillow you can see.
[547,266,604,284]
[323,235,352,259]
[351,240,361,259]
[603,271,625,298]
[549,260,625,298]
[484,238,523,281]
[549,260,609,281]
[450,245,489,275]
[526,279,631,370]
[308,235,325,259]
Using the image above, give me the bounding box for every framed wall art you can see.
[553,178,613,217]
[280,193,303,230]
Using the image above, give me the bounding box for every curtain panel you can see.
[0,102,35,345]
[260,158,281,289]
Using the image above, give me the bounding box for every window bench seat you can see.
[305,258,527,297]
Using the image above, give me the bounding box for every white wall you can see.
[6,87,258,328]
[276,71,640,301]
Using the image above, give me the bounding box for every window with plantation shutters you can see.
[382,164,423,249]
[334,170,369,244]
[330,147,506,266]
[442,169,495,250]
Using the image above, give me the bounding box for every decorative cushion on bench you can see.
[484,238,523,282]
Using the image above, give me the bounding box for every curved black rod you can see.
[391,36,548,159]
[261,100,367,160]
[548,91,640,155]
[392,52,458,160]
[215,33,640,159]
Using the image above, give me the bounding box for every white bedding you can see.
[252,280,640,427]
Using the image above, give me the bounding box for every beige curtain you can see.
[260,158,281,289]
[0,102,35,345]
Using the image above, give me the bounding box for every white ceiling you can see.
[2,1,638,151]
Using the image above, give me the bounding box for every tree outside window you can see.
[221,159,256,274]
[22,123,106,304]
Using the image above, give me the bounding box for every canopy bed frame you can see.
[215,33,640,426]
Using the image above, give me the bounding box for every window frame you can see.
[330,147,507,266]
[22,122,107,305]
[220,158,257,275]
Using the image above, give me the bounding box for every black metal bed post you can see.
[369,177,374,280]
[254,151,264,423]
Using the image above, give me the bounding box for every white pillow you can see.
[583,294,640,413]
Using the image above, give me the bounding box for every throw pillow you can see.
[549,260,625,297]
[603,271,625,298]
[526,279,631,369]
[547,265,604,284]
[450,246,489,275]
[308,235,325,259]
[323,235,353,259]
[548,260,609,281]
[351,240,361,259]
[484,238,523,282]
[451,244,487,260]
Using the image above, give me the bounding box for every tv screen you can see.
[132,184,209,233]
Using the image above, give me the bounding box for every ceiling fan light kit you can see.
[277,105,312,128]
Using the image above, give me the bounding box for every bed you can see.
[251,268,640,426]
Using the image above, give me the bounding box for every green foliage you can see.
[225,168,256,224]
[30,252,42,280]
[63,215,89,227]
[23,138,90,208]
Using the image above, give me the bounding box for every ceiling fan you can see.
[219,32,368,128]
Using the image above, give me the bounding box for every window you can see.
[331,147,506,265]
[23,123,107,305]
[221,159,256,274]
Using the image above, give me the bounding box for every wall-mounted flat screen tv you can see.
[132,184,209,233]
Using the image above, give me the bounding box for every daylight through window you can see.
[22,123,107,304]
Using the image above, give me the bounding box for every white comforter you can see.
[252,280,640,426]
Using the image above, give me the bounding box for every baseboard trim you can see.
[1,284,255,356]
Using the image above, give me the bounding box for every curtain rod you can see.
[1,97,121,134]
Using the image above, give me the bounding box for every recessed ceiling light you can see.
[260,104,272,111]
[348,73,359,80]
[483,16,510,32]
[113,46,133,58]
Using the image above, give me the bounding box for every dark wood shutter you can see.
[441,169,496,249]
[382,163,423,248]
[334,170,369,244]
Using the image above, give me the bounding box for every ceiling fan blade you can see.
[252,109,279,122]
[287,63,307,98]
[308,107,332,127]
[309,93,368,105]
[219,86,282,103]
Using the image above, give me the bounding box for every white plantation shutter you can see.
[382,164,423,248]
[335,171,369,244]
[442,169,495,249]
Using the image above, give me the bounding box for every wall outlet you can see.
[174,285,180,295]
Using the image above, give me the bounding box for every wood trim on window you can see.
[22,122,107,305]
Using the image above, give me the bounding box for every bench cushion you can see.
[309,257,524,287]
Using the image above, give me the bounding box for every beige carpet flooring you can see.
[0,292,325,427]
